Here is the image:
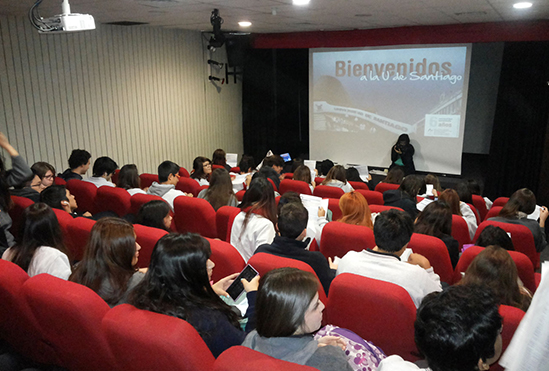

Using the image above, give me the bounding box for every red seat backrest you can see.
[213,346,316,371]
[466,203,481,225]
[493,305,526,371]
[103,304,215,371]
[111,169,120,185]
[95,186,131,217]
[130,193,167,215]
[176,177,202,197]
[325,273,418,361]
[474,220,539,269]
[133,224,169,268]
[66,179,98,214]
[139,173,159,188]
[66,217,96,261]
[408,233,454,285]
[212,164,225,171]
[452,214,471,250]
[355,189,384,205]
[52,208,77,258]
[327,198,343,221]
[493,197,509,207]
[313,185,344,199]
[23,274,116,371]
[216,206,241,242]
[173,196,218,238]
[266,177,278,192]
[319,221,375,260]
[54,177,67,186]
[0,260,59,365]
[472,194,488,221]
[484,206,503,221]
[9,195,35,240]
[284,172,294,179]
[248,253,327,303]
[369,204,404,213]
[374,182,400,193]
[348,181,369,190]
[207,237,246,282]
[279,179,312,195]
[179,167,190,178]
[230,167,240,173]
[236,189,246,202]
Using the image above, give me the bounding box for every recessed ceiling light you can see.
[513,2,532,9]
[238,21,252,27]
[293,0,310,6]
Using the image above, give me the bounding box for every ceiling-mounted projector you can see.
[29,0,95,33]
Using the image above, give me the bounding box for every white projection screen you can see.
[309,45,472,175]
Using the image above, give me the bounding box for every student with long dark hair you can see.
[117,164,146,195]
[190,156,212,186]
[2,203,71,279]
[489,188,548,254]
[31,161,56,191]
[230,177,277,262]
[389,133,415,176]
[414,201,459,268]
[321,165,354,193]
[69,217,144,307]
[212,149,232,172]
[128,233,258,357]
[197,168,237,211]
[383,174,426,219]
[438,188,477,240]
[136,200,172,232]
[293,165,315,193]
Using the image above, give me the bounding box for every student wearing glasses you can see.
[190,156,212,186]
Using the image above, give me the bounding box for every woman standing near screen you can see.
[390,134,415,176]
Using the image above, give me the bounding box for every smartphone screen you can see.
[225,264,259,301]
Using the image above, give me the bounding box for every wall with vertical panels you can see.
[0,16,243,174]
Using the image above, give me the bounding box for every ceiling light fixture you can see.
[238,21,252,27]
[293,0,310,6]
[513,2,532,9]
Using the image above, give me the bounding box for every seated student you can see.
[383,174,426,220]
[378,285,503,371]
[136,200,172,232]
[70,218,145,307]
[255,202,336,294]
[190,156,212,186]
[345,167,372,188]
[147,160,192,210]
[321,165,354,193]
[197,168,238,211]
[128,233,258,357]
[230,177,277,262]
[339,191,374,229]
[414,201,460,268]
[380,167,404,185]
[117,164,146,195]
[337,209,442,308]
[11,171,41,202]
[422,173,442,198]
[40,185,92,218]
[488,188,548,254]
[476,225,514,251]
[58,149,91,181]
[242,268,352,371]
[237,155,255,175]
[212,148,232,172]
[468,179,493,210]
[293,165,316,193]
[83,156,118,188]
[318,159,334,177]
[2,203,71,279]
[257,155,285,190]
[458,245,532,311]
[31,162,56,191]
[438,188,477,240]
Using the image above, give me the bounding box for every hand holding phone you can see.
[226,265,259,301]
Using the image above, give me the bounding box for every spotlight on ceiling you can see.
[513,2,532,8]
[238,21,252,27]
[293,0,310,5]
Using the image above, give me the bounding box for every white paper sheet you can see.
[226,153,238,168]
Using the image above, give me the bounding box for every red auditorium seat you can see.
[9,195,34,240]
[374,182,400,193]
[176,177,203,197]
[472,194,488,221]
[248,253,327,303]
[133,223,169,268]
[284,172,293,179]
[453,246,538,293]
[236,189,246,202]
[23,274,116,371]
[355,189,384,205]
[214,346,316,371]
[452,214,472,250]
[212,164,225,171]
[216,206,241,242]
[327,198,342,221]
[230,167,240,173]
[325,274,418,361]
[139,173,159,188]
[66,179,98,214]
[52,208,78,258]
[484,206,503,221]
[130,193,166,215]
[369,204,404,213]
[348,181,369,190]
[466,202,481,225]
[313,185,344,199]
[179,167,190,178]
[54,176,67,186]
[314,177,325,186]
[319,221,375,260]
[173,196,218,238]
[474,220,539,269]
[493,305,526,371]
[0,260,59,365]
[111,169,120,185]
[207,237,246,282]
[103,304,215,371]
[95,186,131,216]
[266,177,278,192]
[493,197,509,207]
[279,179,312,195]
[66,217,96,260]
[408,233,454,285]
